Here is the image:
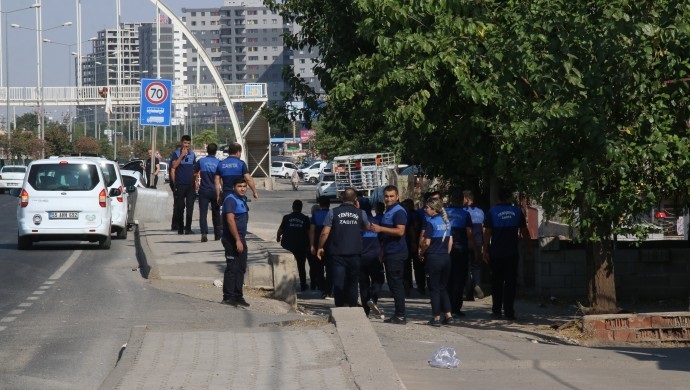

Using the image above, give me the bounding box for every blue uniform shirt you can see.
[362,214,381,258]
[380,203,408,255]
[446,205,472,251]
[484,203,526,258]
[169,148,196,186]
[311,208,330,248]
[216,156,248,192]
[222,193,249,240]
[464,205,485,246]
[424,214,451,254]
[195,155,220,193]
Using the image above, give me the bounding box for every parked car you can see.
[270,161,299,178]
[0,165,27,194]
[315,173,337,200]
[160,161,170,183]
[14,157,113,250]
[81,157,130,239]
[120,169,144,230]
[300,161,328,184]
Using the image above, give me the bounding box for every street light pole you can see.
[33,1,44,158]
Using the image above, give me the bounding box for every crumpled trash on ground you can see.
[213,279,223,288]
[428,346,461,369]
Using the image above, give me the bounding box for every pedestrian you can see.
[144,149,160,189]
[370,185,408,324]
[463,190,485,300]
[420,197,456,326]
[220,177,251,308]
[215,142,259,205]
[445,191,481,317]
[483,189,532,320]
[400,198,417,296]
[195,143,222,242]
[277,200,311,291]
[310,196,332,299]
[291,169,300,190]
[170,135,197,235]
[168,144,180,231]
[316,188,369,307]
[413,191,442,295]
[360,198,385,318]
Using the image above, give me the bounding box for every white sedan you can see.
[0,165,27,194]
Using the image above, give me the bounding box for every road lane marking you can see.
[33,291,45,295]
[0,326,6,331]
[39,285,50,290]
[27,297,39,300]
[18,303,32,308]
[9,310,24,315]
[1,317,16,323]
[43,281,55,285]
[49,250,82,280]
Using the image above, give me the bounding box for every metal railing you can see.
[0,83,268,107]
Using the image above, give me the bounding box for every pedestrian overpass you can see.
[0,83,272,178]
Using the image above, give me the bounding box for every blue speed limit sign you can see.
[140,78,172,126]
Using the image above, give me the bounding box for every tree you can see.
[486,0,690,313]
[44,124,72,156]
[73,136,100,155]
[193,130,217,149]
[273,0,690,313]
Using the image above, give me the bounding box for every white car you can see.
[15,157,113,250]
[80,157,130,239]
[0,165,27,193]
[315,173,337,200]
[160,161,169,183]
[300,161,328,184]
[270,161,299,178]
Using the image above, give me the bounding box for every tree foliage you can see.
[271,0,690,313]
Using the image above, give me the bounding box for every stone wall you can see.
[524,239,690,301]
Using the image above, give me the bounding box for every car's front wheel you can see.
[116,227,128,239]
[284,172,290,179]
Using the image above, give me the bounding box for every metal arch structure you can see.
[150,0,267,161]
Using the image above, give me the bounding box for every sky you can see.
[3,0,222,90]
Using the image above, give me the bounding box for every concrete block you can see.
[245,263,273,290]
[133,188,169,223]
[269,250,298,308]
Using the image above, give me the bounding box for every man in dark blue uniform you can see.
[445,191,481,317]
[463,190,485,300]
[277,200,311,291]
[310,196,331,298]
[371,185,408,324]
[215,142,259,204]
[483,190,532,320]
[221,178,250,307]
[317,188,369,307]
[194,143,222,242]
[360,199,385,317]
[170,135,197,235]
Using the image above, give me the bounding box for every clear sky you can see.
[3,0,222,89]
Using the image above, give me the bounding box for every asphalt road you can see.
[0,192,287,389]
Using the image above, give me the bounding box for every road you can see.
[0,191,289,389]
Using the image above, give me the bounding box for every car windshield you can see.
[98,162,117,187]
[27,163,99,191]
[322,174,335,182]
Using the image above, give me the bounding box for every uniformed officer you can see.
[170,135,197,235]
[317,188,369,307]
[310,196,331,298]
[360,199,385,317]
[215,142,259,204]
[483,189,532,320]
[221,177,251,308]
[195,143,222,242]
[370,185,408,324]
[445,191,481,317]
[463,190,485,300]
[277,200,311,291]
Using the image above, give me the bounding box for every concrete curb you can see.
[133,223,157,279]
[98,325,147,390]
[330,308,406,390]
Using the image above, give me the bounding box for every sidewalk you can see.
[104,187,690,389]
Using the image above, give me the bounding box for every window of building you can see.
[201,12,205,16]
[191,12,196,16]
[191,21,196,26]
[272,19,278,24]
[201,21,206,26]
[300,59,306,64]
[248,56,258,61]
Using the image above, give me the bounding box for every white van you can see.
[270,161,299,178]
[15,157,113,250]
[300,161,328,184]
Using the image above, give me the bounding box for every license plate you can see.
[7,182,19,186]
[49,212,79,220]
